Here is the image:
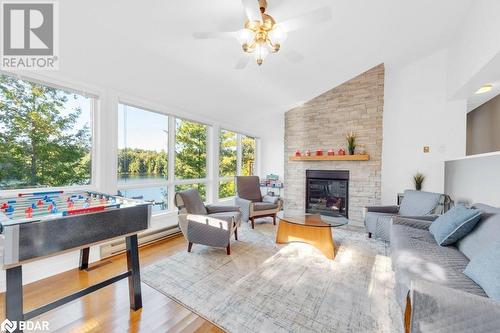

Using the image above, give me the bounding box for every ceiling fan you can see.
[193,0,332,69]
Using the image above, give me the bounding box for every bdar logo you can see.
[0,319,17,333]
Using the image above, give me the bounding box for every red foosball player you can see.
[1,203,8,210]
[37,199,44,206]
[25,207,33,218]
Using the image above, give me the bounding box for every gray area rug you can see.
[142,220,403,333]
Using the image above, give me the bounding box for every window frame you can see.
[216,128,257,200]
[0,72,99,195]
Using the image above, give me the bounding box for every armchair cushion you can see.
[399,190,442,216]
[262,195,280,204]
[253,202,279,211]
[175,189,207,215]
[206,205,240,214]
[236,176,262,202]
[208,211,242,226]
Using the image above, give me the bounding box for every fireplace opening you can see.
[306,170,349,218]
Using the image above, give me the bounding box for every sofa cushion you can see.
[253,202,278,211]
[429,205,482,246]
[399,190,442,216]
[464,241,500,301]
[457,203,500,260]
[390,224,487,308]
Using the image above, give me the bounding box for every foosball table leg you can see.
[125,234,142,310]
[79,247,90,270]
[6,266,23,333]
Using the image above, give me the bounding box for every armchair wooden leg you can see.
[226,244,231,255]
[250,217,255,229]
[273,214,276,225]
[368,232,372,239]
[234,228,238,240]
[187,242,193,252]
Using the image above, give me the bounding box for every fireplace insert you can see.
[306,170,349,217]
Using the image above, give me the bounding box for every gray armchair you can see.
[174,189,241,255]
[235,176,282,229]
[364,189,451,241]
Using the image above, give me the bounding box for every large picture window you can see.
[175,118,207,180]
[217,130,257,199]
[118,104,168,184]
[0,74,94,190]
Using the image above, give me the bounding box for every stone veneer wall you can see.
[284,64,384,227]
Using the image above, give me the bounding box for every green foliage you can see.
[118,148,168,177]
[218,180,235,199]
[0,75,91,189]
[175,183,206,201]
[219,130,237,177]
[241,135,255,176]
[175,119,207,179]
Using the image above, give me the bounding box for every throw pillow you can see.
[464,241,500,301]
[429,205,481,246]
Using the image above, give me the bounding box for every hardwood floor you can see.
[0,234,223,333]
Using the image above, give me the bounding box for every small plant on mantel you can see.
[413,172,425,191]
[346,131,357,155]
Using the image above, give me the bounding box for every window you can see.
[241,135,256,176]
[175,183,206,201]
[0,74,94,190]
[175,118,207,180]
[118,104,168,184]
[217,130,257,199]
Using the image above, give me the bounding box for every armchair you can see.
[174,189,241,255]
[235,176,282,229]
[364,190,451,241]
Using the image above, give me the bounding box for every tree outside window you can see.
[175,118,207,180]
[0,75,92,190]
[241,135,256,176]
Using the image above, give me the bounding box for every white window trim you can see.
[0,72,101,196]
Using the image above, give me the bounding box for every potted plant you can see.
[413,172,425,191]
[346,132,357,155]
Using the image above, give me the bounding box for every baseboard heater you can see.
[100,225,181,259]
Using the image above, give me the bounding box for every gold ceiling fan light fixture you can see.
[237,0,286,65]
[193,0,332,69]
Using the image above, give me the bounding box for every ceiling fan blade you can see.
[235,56,251,70]
[278,7,332,33]
[282,49,304,63]
[193,31,236,39]
[241,0,262,23]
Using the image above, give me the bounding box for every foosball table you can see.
[0,190,152,332]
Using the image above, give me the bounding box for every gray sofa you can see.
[364,190,448,241]
[391,204,500,333]
[174,189,242,255]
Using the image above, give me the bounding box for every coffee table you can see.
[276,212,349,259]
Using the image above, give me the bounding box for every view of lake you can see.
[118,174,168,212]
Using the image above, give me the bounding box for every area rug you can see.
[141,220,403,333]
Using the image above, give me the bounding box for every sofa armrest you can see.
[205,204,240,214]
[409,279,500,333]
[392,216,433,230]
[399,214,438,222]
[365,205,400,214]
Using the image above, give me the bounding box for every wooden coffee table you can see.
[276,212,349,259]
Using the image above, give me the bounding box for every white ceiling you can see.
[57,0,473,133]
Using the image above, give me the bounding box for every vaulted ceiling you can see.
[57,0,472,133]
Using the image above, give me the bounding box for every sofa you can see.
[390,204,500,333]
[174,189,242,255]
[364,190,449,241]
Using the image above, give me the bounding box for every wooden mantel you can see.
[289,154,370,161]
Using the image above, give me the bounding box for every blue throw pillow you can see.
[464,241,500,301]
[429,205,482,246]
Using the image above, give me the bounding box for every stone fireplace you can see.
[284,64,384,227]
[306,170,349,217]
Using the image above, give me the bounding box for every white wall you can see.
[381,50,467,204]
[258,114,285,180]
